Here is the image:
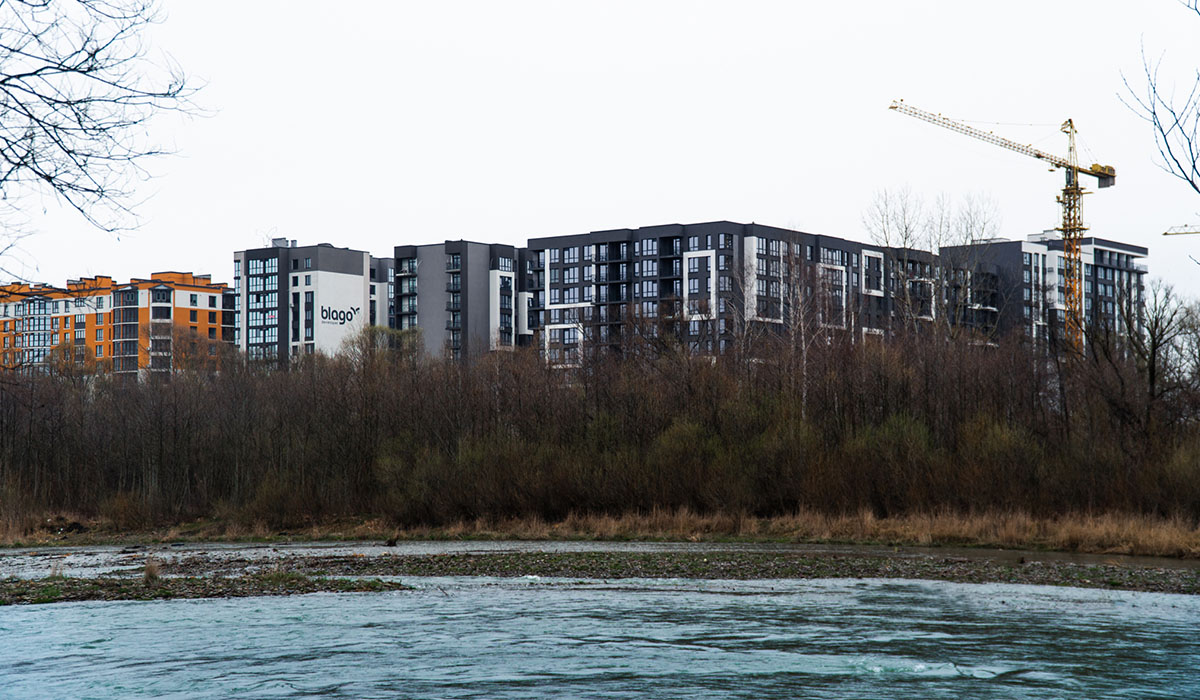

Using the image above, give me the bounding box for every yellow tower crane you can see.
[1164,225,1200,235]
[889,100,1116,351]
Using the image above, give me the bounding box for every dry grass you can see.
[3,508,1199,559]
[410,508,1200,558]
[143,557,161,584]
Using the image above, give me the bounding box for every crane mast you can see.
[889,100,1116,351]
[1059,119,1085,352]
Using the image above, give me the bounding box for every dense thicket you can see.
[3,310,1200,531]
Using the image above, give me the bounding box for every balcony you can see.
[446,258,461,271]
[446,300,461,312]
[445,319,462,330]
[446,283,461,293]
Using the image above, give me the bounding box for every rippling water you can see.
[2,578,1197,698]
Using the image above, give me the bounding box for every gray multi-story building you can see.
[525,220,1150,363]
[393,240,526,361]
[229,224,1148,368]
[526,221,910,364]
[233,239,391,365]
[942,232,1149,343]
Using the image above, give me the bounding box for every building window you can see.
[304,257,312,269]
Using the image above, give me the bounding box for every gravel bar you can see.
[163,550,1200,595]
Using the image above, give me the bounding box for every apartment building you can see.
[526,221,905,364]
[523,221,1153,362]
[942,232,1149,343]
[0,272,232,375]
[393,241,525,360]
[233,239,393,365]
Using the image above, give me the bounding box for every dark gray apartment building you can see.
[942,232,1149,343]
[523,220,1151,363]
[394,241,524,361]
[526,221,910,364]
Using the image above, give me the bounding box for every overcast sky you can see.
[10,1,1200,297]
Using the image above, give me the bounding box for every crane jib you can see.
[889,98,1115,353]
[888,100,1115,185]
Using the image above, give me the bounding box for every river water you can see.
[2,577,1197,699]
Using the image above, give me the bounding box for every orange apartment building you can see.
[0,272,235,375]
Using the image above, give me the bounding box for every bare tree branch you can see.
[1121,11,1200,196]
[0,0,197,240]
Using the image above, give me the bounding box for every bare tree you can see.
[778,250,826,421]
[1122,2,1200,196]
[1122,280,1187,409]
[931,193,1001,340]
[863,188,1001,337]
[0,0,195,241]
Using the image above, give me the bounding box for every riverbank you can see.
[6,509,1200,559]
[0,572,406,605]
[3,542,1198,604]
[166,549,1200,595]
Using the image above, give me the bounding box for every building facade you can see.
[2,223,1149,373]
[526,221,909,364]
[233,239,392,365]
[393,241,524,360]
[524,221,1149,362]
[0,272,232,375]
[942,232,1149,343]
